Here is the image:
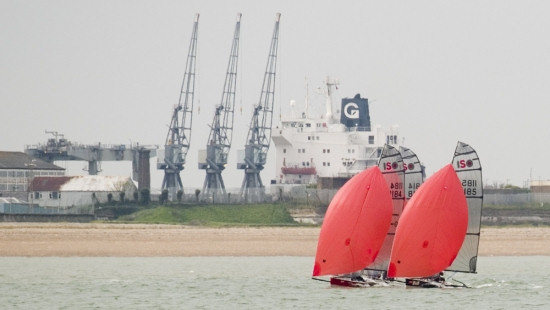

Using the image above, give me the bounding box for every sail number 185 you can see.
[462,179,477,196]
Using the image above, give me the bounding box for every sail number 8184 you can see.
[390,182,403,198]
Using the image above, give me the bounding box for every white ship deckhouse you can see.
[272,78,400,189]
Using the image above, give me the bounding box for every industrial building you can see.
[0,151,65,201]
[530,180,550,193]
[29,175,137,208]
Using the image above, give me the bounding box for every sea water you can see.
[0,256,547,309]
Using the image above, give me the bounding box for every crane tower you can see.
[198,13,241,201]
[237,13,280,202]
[157,14,199,200]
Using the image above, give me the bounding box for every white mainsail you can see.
[447,141,483,273]
[367,144,405,272]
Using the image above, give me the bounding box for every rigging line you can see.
[445,271,458,280]
[450,278,470,288]
[444,269,476,287]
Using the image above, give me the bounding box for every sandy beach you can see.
[0,223,548,257]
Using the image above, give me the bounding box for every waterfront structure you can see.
[29,175,137,208]
[157,14,199,200]
[237,13,280,202]
[0,151,65,201]
[25,131,156,190]
[199,13,241,199]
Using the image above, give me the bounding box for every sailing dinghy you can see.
[361,145,425,283]
[387,142,482,288]
[362,144,405,281]
[312,166,393,287]
[387,164,468,287]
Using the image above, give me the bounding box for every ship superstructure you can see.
[272,77,400,189]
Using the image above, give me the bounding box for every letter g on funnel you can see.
[344,102,359,119]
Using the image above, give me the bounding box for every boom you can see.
[157,14,199,201]
[199,13,241,200]
[238,13,280,202]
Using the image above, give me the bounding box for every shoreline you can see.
[0,223,548,257]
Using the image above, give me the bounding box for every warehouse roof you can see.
[0,151,64,170]
[30,175,135,192]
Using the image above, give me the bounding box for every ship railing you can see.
[346,126,371,132]
[282,161,316,168]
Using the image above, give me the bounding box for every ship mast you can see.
[321,76,339,123]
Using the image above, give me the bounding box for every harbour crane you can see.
[198,13,241,200]
[237,13,280,202]
[157,14,199,200]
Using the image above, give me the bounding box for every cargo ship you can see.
[271,77,401,189]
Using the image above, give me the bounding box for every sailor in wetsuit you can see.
[432,272,445,283]
[350,271,366,282]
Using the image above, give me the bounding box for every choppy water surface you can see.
[0,256,547,309]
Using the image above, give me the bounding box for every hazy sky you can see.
[2,1,549,191]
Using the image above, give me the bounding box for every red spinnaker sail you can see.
[387,164,468,278]
[313,166,392,277]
